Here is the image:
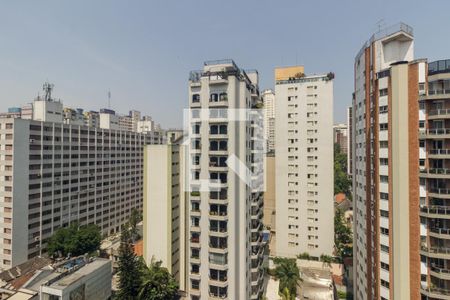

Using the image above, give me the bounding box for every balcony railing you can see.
[210,243,228,249]
[430,227,450,236]
[429,188,450,195]
[421,245,450,255]
[429,108,450,116]
[429,89,450,96]
[431,265,450,276]
[420,128,450,136]
[210,227,227,233]
[420,168,450,175]
[420,205,450,216]
[421,286,450,296]
[429,149,450,155]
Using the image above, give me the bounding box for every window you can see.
[380,192,389,200]
[380,210,389,218]
[380,141,388,148]
[381,261,389,271]
[380,175,388,183]
[219,92,228,101]
[380,123,388,131]
[380,227,389,235]
[380,158,388,166]
[379,88,388,97]
[379,105,388,114]
[381,244,389,253]
[210,93,219,102]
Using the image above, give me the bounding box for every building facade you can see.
[262,89,275,153]
[187,60,265,299]
[352,23,423,300]
[347,106,353,177]
[274,67,335,259]
[0,114,163,270]
[143,143,187,292]
[333,123,348,154]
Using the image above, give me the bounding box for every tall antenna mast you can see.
[108,90,111,109]
[43,82,54,102]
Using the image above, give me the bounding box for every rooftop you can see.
[356,22,413,60]
[24,257,110,292]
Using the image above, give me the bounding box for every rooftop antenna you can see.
[107,90,111,109]
[376,19,386,33]
[43,82,54,102]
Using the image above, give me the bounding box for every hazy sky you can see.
[1,0,449,128]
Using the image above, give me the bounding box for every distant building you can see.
[275,66,335,259]
[0,256,111,300]
[264,153,276,232]
[166,129,183,144]
[99,109,120,130]
[347,105,353,177]
[262,89,275,152]
[333,123,348,154]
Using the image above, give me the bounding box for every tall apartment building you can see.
[353,23,419,299]
[347,106,353,177]
[420,58,450,299]
[143,142,187,292]
[274,66,334,259]
[333,123,348,154]
[187,60,265,299]
[0,99,164,271]
[262,89,275,153]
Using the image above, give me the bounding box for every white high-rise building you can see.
[262,89,275,153]
[186,59,265,300]
[0,102,164,270]
[274,66,334,259]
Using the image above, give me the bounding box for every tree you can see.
[296,252,311,261]
[334,209,353,260]
[334,144,352,198]
[129,208,142,243]
[138,258,179,300]
[272,257,301,297]
[280,287,295,300]
[47,223,101,258]
[319,254,333,268]
[117,227,142,299]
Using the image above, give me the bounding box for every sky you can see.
[1,0,449,128]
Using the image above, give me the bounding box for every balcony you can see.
[430,227,450,239]
[421,89,450,101]
[420,168,450,179]
[429,109,450,120]
[421,286,450,300]
[431,266,450,280]
[421,245,450,259]
[419,129,450,139]
[429,149,450,159]
[420,206,450,219]
[209,237,228,254]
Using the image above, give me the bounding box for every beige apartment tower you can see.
[143,142,187,292]
[274,66,335,259]
[187,60,265,300]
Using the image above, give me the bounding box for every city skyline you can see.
[1,1,449,128]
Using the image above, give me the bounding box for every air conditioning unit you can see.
[29,139,35,144]
[34,236,40,241]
